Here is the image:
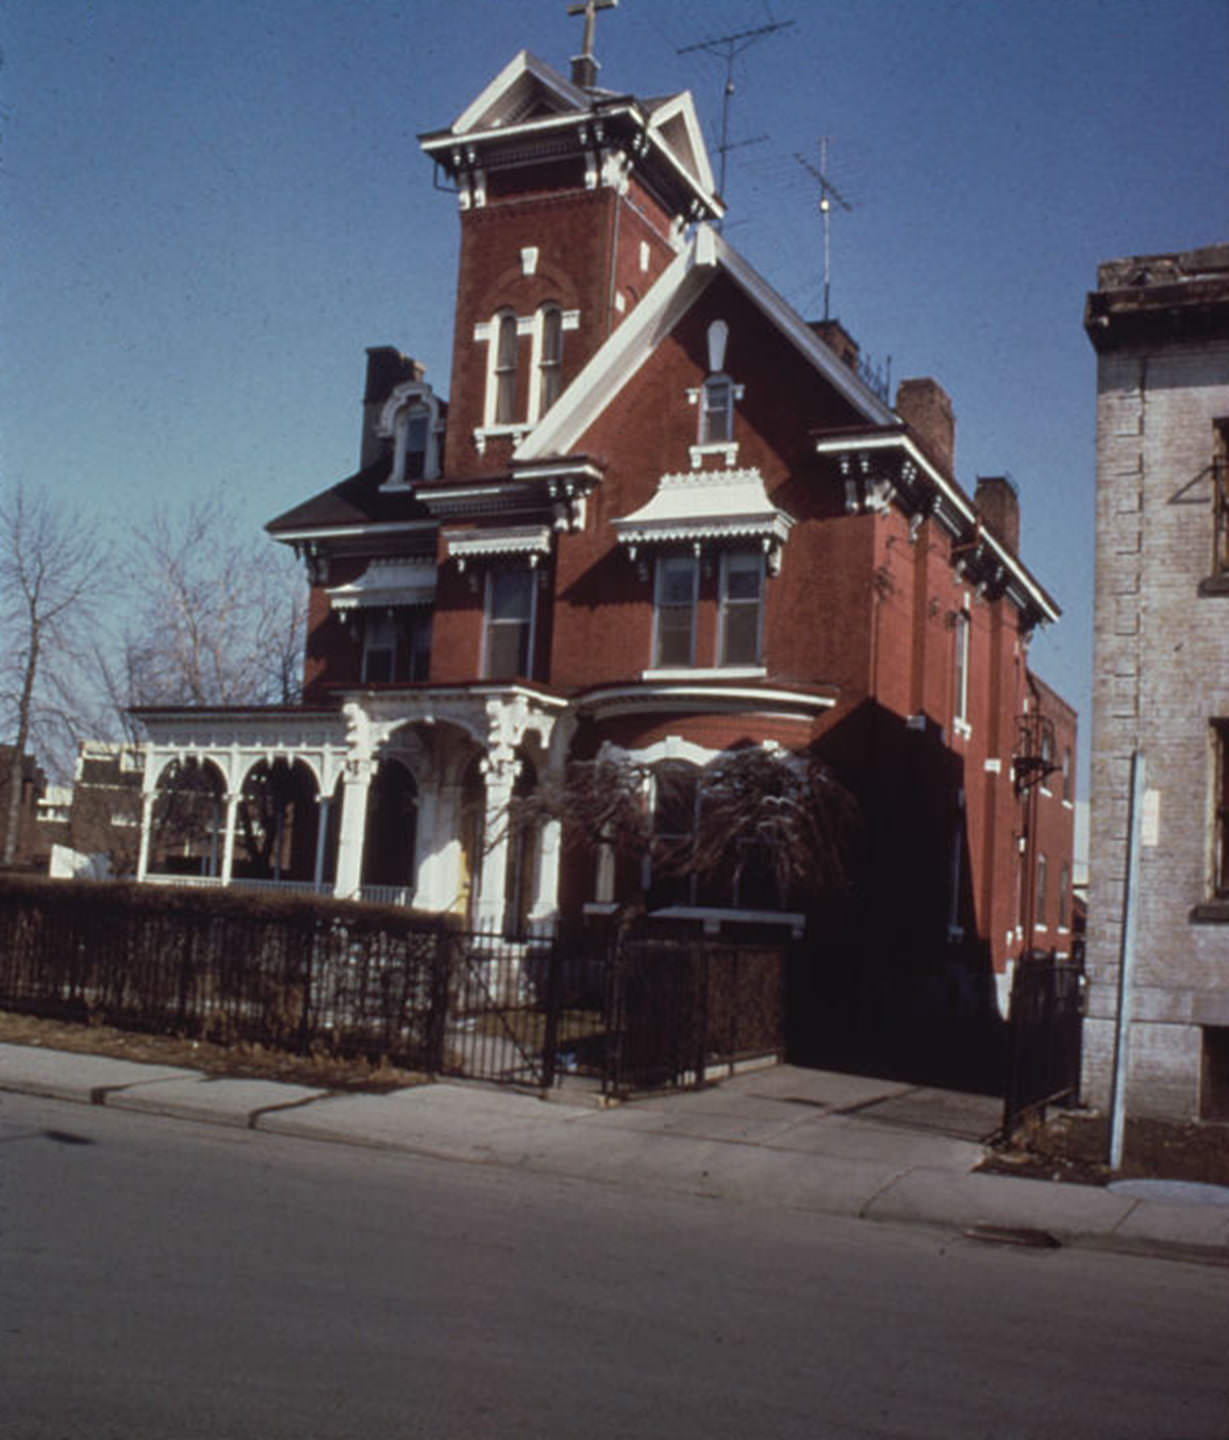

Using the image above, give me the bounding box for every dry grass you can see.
[0,1008,429,1093]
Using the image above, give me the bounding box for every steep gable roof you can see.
[515,223,896,465]
[447,50,590,134]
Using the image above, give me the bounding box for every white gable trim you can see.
[448,51,587,136]
[646,91,716,199]
[515,225,894,466]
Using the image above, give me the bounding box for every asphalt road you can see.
[2,1092,1227,1440]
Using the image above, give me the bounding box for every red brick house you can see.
[132,45,1074,1027]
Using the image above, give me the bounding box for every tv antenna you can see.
[796,137,852,322]
[678,18,796,205]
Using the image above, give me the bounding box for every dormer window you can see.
[378,381,442,489]
[700,377,734,444]
[536,304,563,418]
[689,319,743,466]
[403,410,429,481]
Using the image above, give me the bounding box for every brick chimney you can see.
[895,377,955,477]
[974,475,1020,554]
[810,319,860,371]
[361,347,425,467]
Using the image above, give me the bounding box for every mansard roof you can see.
[266,456,432,542]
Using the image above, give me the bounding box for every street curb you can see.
[3,1057,1227,1268]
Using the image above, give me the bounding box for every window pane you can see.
[496,314,518,369]
[540,307,562,363]
[491,569,532,621]
[485,622,529,680]
[701,378,733,444]
[724,554,761,601]
[405,414,428,480]
[722,605,760,665]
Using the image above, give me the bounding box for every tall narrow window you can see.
[649,763,699,909]
[654,553,698,667]
[1058,862,1070,930]
[362,612,397,683]
[1062,746,1072,802]
[537,305,563,417]
[720,550,764,666]
[361,609,432,684]
[403,410,429,481]
[493,311,518,424]
[700,377,734,444]
[952,610,970,730]
[484,569,535,680]
[1035,852,1048,930]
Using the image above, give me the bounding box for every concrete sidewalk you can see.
[3,1042,1227,1265]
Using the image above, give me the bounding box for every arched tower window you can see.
[492,310,518,425]
[536,304,564,417]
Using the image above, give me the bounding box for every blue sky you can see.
[3,0,1227,797]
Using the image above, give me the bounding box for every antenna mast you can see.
[796,138,852,322]
[678,18,795,205]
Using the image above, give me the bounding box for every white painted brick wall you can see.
[1084,334,1229,1119]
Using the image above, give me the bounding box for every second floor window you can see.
[1214,424,1228,578]
[362,608,432,684]
[484,568,536,681]
[654,554,698,667]
[720,550,764,666]
[1035,852,1048,929]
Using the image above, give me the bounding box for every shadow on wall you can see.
[787,699,1008,1097]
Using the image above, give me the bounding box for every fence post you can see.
[692,940,708,1088]
[539,937,563,1093]
[426,927,453,1075]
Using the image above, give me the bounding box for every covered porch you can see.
[131,687,572,934]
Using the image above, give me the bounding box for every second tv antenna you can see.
[678,18,795,204]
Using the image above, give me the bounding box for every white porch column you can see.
[529,816,562,932]
[334,759,373,899]
[411,780,443,907]
[473,755,518,932]
[220,791,241,884]
[136,787,155,883]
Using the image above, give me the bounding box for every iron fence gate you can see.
[1003,949,1085,1136]
[437,928,785,1096]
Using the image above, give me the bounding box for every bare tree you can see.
[519,743,859,910]
[119,498,306,709]
[0,484,107,863]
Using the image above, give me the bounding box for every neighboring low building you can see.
[0,749,46,868]
[36,742,144,879]
[1083,244,1229,1123]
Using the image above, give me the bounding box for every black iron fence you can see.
[0,878,784,1097]
[1003,949,1085,1136]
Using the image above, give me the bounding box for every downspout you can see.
[1109,750,1145,1171]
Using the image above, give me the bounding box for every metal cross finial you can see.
[567,0,617,62]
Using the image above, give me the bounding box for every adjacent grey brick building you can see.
[1083,245,1229,1123]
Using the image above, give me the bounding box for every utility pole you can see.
[796,138,852,323]
[677,18,795,205]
